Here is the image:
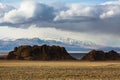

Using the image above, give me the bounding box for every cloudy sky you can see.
[0,0,120,47]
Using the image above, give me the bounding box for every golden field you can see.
[0,60,120,80]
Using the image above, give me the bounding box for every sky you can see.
[0,0,114,4]
[0,0,120,47]
[0,0,111,3]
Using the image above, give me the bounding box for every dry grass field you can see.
[0,60,120,80]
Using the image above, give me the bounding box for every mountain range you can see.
[0,38,120,52]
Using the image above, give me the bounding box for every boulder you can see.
[6,45,75,60]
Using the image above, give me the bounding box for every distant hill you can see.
[82,50,120,61]
[0,38,120,52]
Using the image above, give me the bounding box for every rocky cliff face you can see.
[81,50,120,61]
[6,45,75,60]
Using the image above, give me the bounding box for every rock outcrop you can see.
[81,50,106,61]
[6,45,75,60]
[81,50,120,61]
[106,50,120,60]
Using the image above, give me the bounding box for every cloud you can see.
[0,0,120,47]
[52,0,120,36]
[54,2,120,21]
[54,4,99,21]
[0,25,120,47]
[0,3,14,18]
[0,0,55,24]
[101,0,120,5]
[100,1,120,19]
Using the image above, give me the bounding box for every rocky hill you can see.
[81,50,120,61]
[6,45,75,60]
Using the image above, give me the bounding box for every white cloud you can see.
[1,1,36,23]
[0,0,55,24]
[100,10,114,19]
[0,25,120,47]
[54,1,120,21]
[100,2,120,19]
[0,3,14,18]
[101,0,120,5]
[54,4,97,21]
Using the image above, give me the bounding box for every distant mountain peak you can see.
[0,38,120,52]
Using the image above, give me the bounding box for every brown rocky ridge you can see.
[6,45,76,60]
[81,50,120,61]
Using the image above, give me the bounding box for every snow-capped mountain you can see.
[0,38,120,52]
